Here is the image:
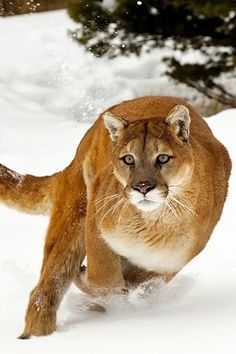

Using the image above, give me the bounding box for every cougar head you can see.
[103,105,194,212]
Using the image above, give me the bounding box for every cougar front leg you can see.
[74,208,126,297]
[19,204,85,339]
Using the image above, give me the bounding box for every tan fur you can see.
[0,96,231,338]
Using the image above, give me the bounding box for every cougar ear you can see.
[165,105,191,142]
[103,112,128,142]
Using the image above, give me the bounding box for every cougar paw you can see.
[19,287,57,338]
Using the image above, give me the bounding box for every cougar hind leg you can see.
[121,258,177,286]
[19,193,87,338]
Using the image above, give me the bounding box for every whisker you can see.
[118,200,129,226]
[99,197,125,226]
[165,198,180,221]
[111,198,126,216]
[177,194,196,210]
[176,195,198,218]
[171,196,198,219]
[168,184,184,188]
[92,195,120,218]
[93,194,119,207]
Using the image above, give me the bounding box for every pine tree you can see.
[68,0,236,107]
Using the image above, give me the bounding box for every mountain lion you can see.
[0,96,231,338]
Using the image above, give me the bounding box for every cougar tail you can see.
[0,163,58,215]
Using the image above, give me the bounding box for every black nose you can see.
[132,181,155,195]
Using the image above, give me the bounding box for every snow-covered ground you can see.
[0,10,235,354]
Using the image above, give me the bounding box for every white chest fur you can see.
[102,232,189,273]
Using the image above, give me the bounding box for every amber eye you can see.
[156,154,171,164]
[122,155,135,165]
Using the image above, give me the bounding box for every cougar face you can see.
[103,105,194,212]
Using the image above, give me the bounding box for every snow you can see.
[0,10,235,354]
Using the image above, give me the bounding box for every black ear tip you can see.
[18,333,31,340]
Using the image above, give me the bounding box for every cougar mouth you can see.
[129,189,165,212]
[138,198,157,208]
